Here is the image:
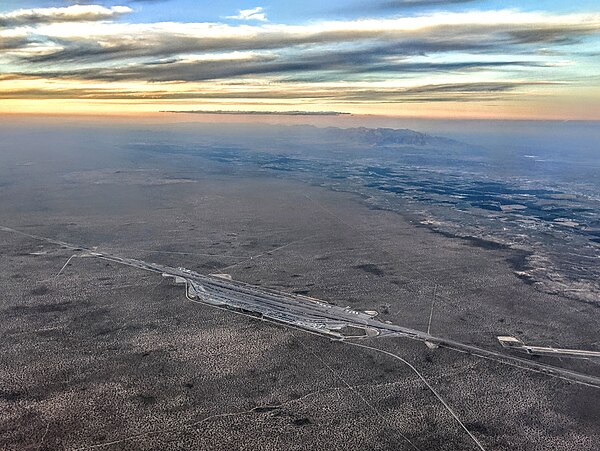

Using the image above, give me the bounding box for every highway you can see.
[498,336,600,359]
[95,251,600,389]
[2,224,600,389]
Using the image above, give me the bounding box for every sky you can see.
[1,0,600,119]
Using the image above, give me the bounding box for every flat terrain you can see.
[1,124,599,450]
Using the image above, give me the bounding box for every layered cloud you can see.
[1,4,599,117]
[9,11,600,67]
[348,0,477,13]
[0,80,555,103]
[0,5,131,27]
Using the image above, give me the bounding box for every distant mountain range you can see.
[322,126,458,147]
[157,121,467,152]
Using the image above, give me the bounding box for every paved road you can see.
[2,224,600,389]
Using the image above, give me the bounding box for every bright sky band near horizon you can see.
[1,0,600,119]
